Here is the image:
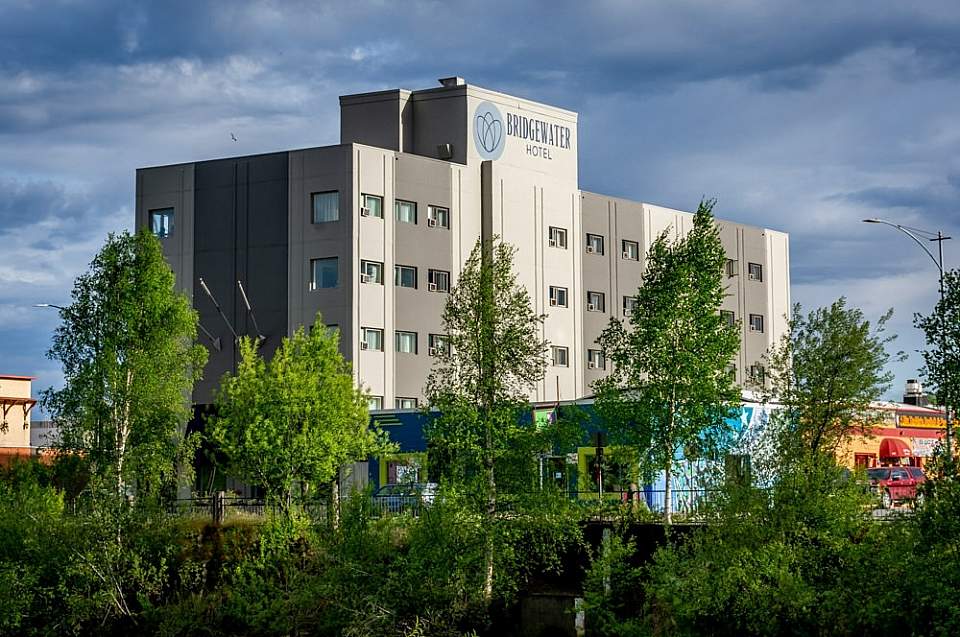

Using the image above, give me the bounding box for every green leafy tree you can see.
[762,298,900,464]
[42,230,206,502]
[212,316,385,517]
[425,237,549,601]
[915,269,960,463]
[594,199,740,523]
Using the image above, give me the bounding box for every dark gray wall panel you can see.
[193,153,289,404]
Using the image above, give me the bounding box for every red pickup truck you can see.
[867,467,925,508]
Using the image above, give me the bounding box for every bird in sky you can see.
[230,132,238,142]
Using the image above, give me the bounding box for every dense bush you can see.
[0,459,584,636]
[583,457,960,636]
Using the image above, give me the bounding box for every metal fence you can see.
[165,488,902,524]
[165,494,327,522]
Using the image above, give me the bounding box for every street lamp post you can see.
[863,218,953,459]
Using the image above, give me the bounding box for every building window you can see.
[551,346,569,367]
[428,269,450,292]
[587,291,605,312]
[748,262,763,281]
[721,310,735,327]
[586,233,604,255]
[622,240,639,260]
[749,314,764,333]
[149,208,174,238]
[361,327,383,351]
[427,205,450,228]
[726,363,737,380]
[549,226,568,249]
[396,397,418,409]
[368,396,383,411]
[726,258,739,278]
[396,199,417,224]
[749,365,766,384]
[312,191,339,223]
[395,265,418,289]
[361,260,383,284]
[310,257,339,289]
[623,296,638,315]
[549,286,568,307]
[587,349,606,370]
[361,194,383,218]
[428,334,449,356]
[396,330,418,354]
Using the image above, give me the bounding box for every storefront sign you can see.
[899,413,946,429]
[911,437,941,457]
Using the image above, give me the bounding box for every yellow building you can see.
[0,374,37,467]
[837,401,947,470]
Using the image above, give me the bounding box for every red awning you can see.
[880,438,912,458]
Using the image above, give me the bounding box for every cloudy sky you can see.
[2,0,959,404]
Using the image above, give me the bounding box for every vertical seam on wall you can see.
[738,227,747,378]
[607,200,613,317]
[499,178,504,236]
[355,147,362,385]
[384,152,392,405]
[536,185,544,399]
[573,191,581,399]
[611,200,617,316]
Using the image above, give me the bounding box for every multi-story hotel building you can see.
[135,77,790,409]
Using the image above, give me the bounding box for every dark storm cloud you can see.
[2,0,960,399]
[835,178,960,216]
[0,177,93,234]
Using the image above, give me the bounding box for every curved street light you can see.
[863,218,953,459]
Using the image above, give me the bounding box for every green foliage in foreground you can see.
[762,298,901,463]
[41,230,206,500]
[595,199,740,524]
[211,316,386,514]
[0,459,584,636]
[584,454,960,636]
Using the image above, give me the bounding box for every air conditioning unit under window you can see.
[550,298,558,306]
[360,341,369,350]
[585,245,595,254]
[429,347,439,356]
[427,218,437,227]
[360,273,372,284]
[548,238,557,247]
[587,303,596,312]
[588,361,598,369]
[622,251,632,260]
[428,282,438,292]
[360,207,371,217]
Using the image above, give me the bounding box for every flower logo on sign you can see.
[473,101,505,160]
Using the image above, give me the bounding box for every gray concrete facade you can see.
[136,78,790,407]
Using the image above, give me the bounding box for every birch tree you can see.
[425,237,548,601]
[43,230,206,502]
[594,199,740,524]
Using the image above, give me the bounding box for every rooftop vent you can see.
[903,378,929,406]
[438,76,465,87]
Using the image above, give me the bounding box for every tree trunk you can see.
[330,473,340,531]
[664,393,675,525]
[664,454,673,526]
[483,451,496,602]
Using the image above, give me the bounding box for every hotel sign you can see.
[474,100,573,162]
[898,413,946,429]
